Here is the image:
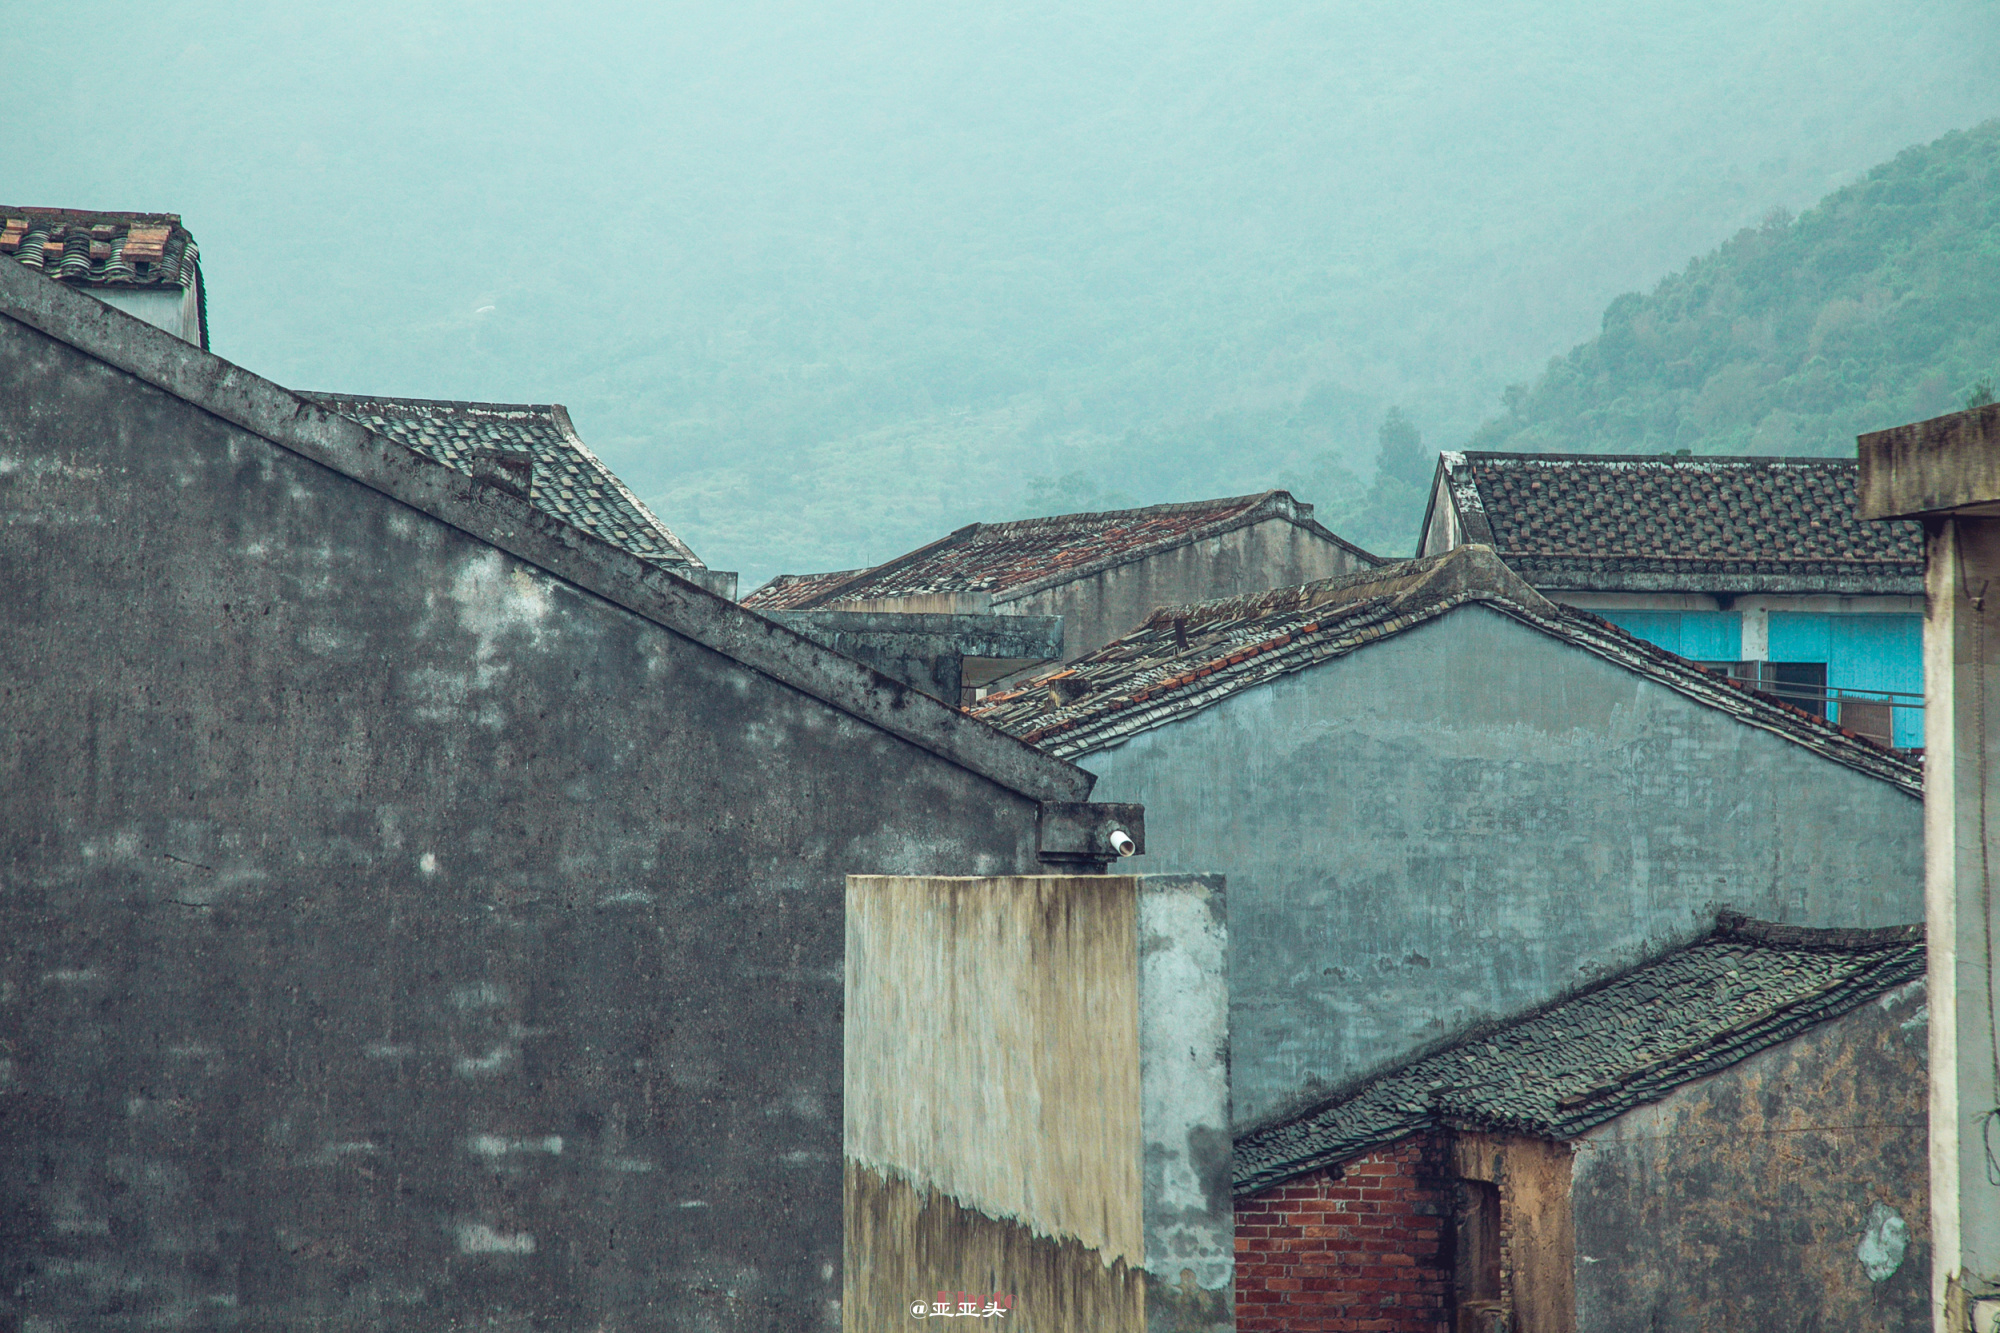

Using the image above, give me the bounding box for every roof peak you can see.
[1143,544,1551,632]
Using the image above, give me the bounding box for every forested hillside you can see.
[1469,121,2000,465]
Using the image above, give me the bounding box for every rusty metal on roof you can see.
[766,491,1377,609]
[306,394,705,572]
[1432,451,1924,591]
[1233,915,1923,1195]
[1,207,199,291]
[971,544,1922,794]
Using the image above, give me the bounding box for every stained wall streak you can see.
[844,1162,1146,1332]
[844,874,1232,1332]
[844,874,1144,1268]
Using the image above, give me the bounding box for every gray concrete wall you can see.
[1573,980,1929,1331]
[1004,519,1372,664]
[0,313,1050,1330]
[1076,604,1925,1128]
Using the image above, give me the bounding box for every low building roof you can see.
[970,544,1921,795]
[0,252,1092,806]
[745,492,1379,610]
[307,394,706,573]
[1233,915,1924,1196]
[1424,451,1924,593]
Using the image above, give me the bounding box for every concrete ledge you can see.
[1859,403,2000,519]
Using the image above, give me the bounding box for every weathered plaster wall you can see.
[0,315,1049,1330]
[90,285,201,347]
[1451,1134,1573,1333]
[1006,520,1372,664]
[843,874,1232,1332]
[1572,979,1929,1331]
[1077,604,1924,1127]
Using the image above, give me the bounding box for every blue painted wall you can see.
[1593,610,1742,663]
[1770,613,1924,746]
[1598,610,1924,746]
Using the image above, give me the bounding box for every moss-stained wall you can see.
[844,874,1232,1332]
[1572,979,1929,1330]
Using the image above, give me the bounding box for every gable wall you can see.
[1573,980,1928,1331]
[1003,518,1374,664]
[1075,604,1923,1127]
[0,315,1044,1329]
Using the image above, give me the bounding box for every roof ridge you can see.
[974,552,1921,794]
[973,491,1282,533]
[1457,451,1861,467]
[305,391,560,415]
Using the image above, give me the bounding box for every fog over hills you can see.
[8,0,1999,581]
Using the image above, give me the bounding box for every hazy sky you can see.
[8,0,1999,582]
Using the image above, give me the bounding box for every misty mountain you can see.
[8,0,1999,583]
[1471,119,2000,467]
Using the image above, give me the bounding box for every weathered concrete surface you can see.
[843,875,1231,1332]
[1860,403,2000,1330]
[0,292,1086,1328]
[770,609,1063,702]
[1078,603,1924,1128]
[1858,403,2000,519]
[1137,877,1233,1333]
[1572,979,1929,1331]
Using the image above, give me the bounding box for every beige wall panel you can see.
[845,875,1143,1267]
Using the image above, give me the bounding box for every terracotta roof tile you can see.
[741,568,871,610]
[1,207,199,292]
[1234,916,1923,1194]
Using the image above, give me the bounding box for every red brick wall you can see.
[1235,1134,1451,1333]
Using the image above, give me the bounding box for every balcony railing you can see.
[1701,664,1923,748]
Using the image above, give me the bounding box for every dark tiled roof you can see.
[970,545,1921,794]
[1234,915,1924,1196]
[306,394,705,571]
[1432,452,1924,592]
[772,492,1377,608]
[741,569,871,610]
